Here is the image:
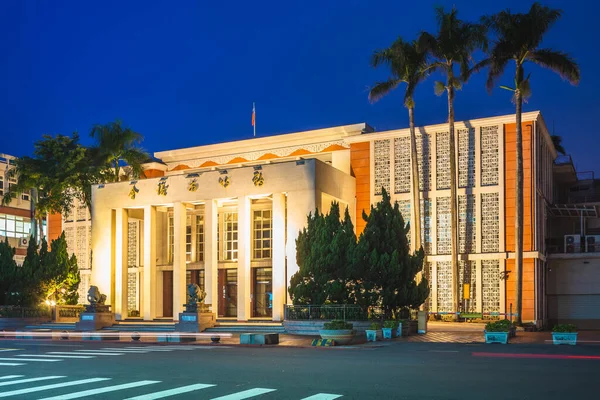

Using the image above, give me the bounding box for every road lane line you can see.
[0,377,110,398]
[73,349,147,354]
[0,349,20,352]
[17,354,95,359]
[0,375,24,380]
[301,394,343,400]
[210,388,277,400]
[124,383,216,399]
[0,363,24,366]
[38,380,160,400]
[0,357,59,362]
[99,348,151,352]
[0,376,65,387]
[48,351,123,356]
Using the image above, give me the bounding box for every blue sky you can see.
[1,0,597,174]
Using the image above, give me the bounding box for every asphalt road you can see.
[0,339,598,399]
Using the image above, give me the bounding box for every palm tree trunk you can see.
[515,87,524,325]
[114,159,120,182]
[409,106,422,251]
[448,81,459,319]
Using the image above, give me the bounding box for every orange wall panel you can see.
[143,169,166,178]
[350,142,370,235]
[505,258,536,321]
[47,212,62,242]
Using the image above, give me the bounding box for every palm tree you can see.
[482,2,580,324]
[418,6,487,316]
[368,38,428,252]
[90,120,149,182]
[551,135,566,155]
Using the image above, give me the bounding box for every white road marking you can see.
[210,388,277,400]
[99,348,152,352]
[47,351,123,356]
[38,380,160,400]
[74,349,147,354]
[0,376,65,387]
[0,349,20,352]
[0,377,110,398]
[301,394,343,400]
[0,363,24,366]
[124,383,215,399]
[0,357,59,362]
[0,375,24,380]
[17,354,95,359]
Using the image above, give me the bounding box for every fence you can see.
[284,305,371,321]
[0,306,51,319]
[56,305,85,322]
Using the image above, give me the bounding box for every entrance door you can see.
[252,267,272,318]
[163,271,173,318]
[218,269,237,318]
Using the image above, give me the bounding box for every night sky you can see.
[1,1,597,174]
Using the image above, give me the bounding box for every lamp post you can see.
[45,299,57,321]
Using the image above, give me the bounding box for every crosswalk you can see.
[0,345,228,367]
[0,374,344,399]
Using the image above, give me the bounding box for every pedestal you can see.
[175,312,216,333]
[75,312,115,331]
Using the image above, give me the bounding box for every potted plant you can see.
[366,322,380,342]
[552,324,578,345]
[318,320,355,345]
[382,320,398,339]
[522,322,536,332]
[484,319,511,344]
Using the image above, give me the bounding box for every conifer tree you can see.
[0,238,18,305]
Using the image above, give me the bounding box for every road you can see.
[0,339,598,399]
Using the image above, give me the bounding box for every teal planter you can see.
[366,329,377,342]
[484,331,509,344]
[396,322,402,338]
[382,327,393,339]
[552,332,578,345]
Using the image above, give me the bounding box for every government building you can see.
[81,111,600,328]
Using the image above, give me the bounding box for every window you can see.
[196,214,204,262]
[0,176,3,196]
[223,212,238,261]
[186,215,192,263]
[253,209,272,259]
[168,215,174,264]
[21,192,30,201]
[0,214,32,238]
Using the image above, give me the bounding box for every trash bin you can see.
[417,311,427,334]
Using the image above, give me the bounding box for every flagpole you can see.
[253,102,256,137]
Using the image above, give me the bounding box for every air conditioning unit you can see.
[19,237,29,248]
[586,235,600,253]
[564,235,582,253]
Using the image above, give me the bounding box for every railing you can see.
[56,305,85,322]
[284,305,370,321]
[0,306,51,319]
[554,155,573,166]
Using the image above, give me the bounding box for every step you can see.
[24,324,76,331]
[204,327,286,333]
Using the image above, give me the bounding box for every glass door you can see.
[252,267,272,318]
[219,269,238,318]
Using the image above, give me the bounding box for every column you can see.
[143,205,157,320]
[476,260,483,313]
[204,200,218,309]
[114,208,128,320]
[91,206,113,305]
[237,196,251,321]
[272,193,286,321]
[172,202,187,320]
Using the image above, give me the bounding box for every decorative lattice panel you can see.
[420,198,432,254]
[127,221,138,267]
[88,226,92,264]
[436,261,453,312]
[459,261,477,312]
[417,134,431,191]
[459,194,476,253]
[374,139,391,195]
[482,260,501,313]
[78,274,90,304]
[436,132,450,190]
[436,197,451,255]
[481,193,500,252]
[127,272,137,312]
[76,226,87,269]
[64,226,75,256]
[76,205,87,221]
[426,262,433,309]
[398,200,411,247]
[394,137,411,194]
[459,128,476,188]
[481,126,499,186]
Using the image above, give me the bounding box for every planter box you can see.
[396,323,402,338]
[484,331,509,344]
[552,332,578,345]
[319,329,354,345]
[382,327,393,339]
[366,329,377,342]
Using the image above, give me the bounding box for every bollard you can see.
[211,336,221,343]
[61,331,69,340]
[131,332,141,342]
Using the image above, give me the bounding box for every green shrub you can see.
[552,324,577,333]
[383,320,398,329]
[485,319,512,332]
[323,320,353,330]
[369,322,381,330]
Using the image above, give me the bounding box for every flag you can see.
[252,103,256,127]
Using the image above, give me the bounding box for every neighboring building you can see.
[0,153,41,265]
[88,111,590,327]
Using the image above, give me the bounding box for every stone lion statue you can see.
[185,283,206,312]
[86,285,108,312]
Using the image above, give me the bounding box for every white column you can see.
[114,208,128,320]
[237,196,251,321]
[91,206,113,305]
[173,202,187,320]
[143,205,157,320]
[204,200,218,310]
[272,193,286,321]
[476,260,483,313]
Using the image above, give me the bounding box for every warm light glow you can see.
[50,300,56,306]
[44,300,50,306]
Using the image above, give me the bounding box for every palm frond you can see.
[434,81,446,96]
[551,135,566,155]
[528,48,580,85]
[368,79,401,103]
